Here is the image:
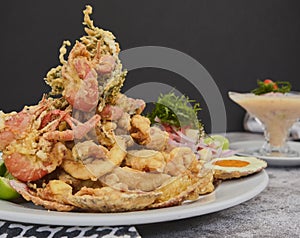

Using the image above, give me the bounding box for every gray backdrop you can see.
[1,0,299,133]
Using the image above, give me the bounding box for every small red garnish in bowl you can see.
[263,79,278,90]
[251,78,291,95]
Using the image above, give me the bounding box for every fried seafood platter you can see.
[0,6,214,212]
[0,5,266,213]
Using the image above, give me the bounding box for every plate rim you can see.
[0,170,269,226]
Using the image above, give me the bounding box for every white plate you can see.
[230,140,300,166]
[0,170,268,226]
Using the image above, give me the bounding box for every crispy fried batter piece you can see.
[10,180,75,212]
[125,149,166,173]
[149,172,214,209]
[149,158,215,208]
[100,166,171,192]
[145,126,169,151]
[130,115,151,145]
[69,186,161,212]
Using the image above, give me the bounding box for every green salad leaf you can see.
[146,92,204,133]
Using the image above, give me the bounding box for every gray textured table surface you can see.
[136,132,300,238]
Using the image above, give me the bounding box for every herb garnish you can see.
[251,79,291,95]
[146,92,203,133]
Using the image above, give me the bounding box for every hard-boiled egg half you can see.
[205,156,267,180]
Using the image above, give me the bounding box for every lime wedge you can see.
[204,135,230,150]
[0,177,20,200]
[0,160,6,177]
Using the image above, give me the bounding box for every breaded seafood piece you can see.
[145,126,169,151]
[100,166,171,192]
[10,180,75,212]
[149,163,214,209]
[126,149,166,173]
[164,147,199,176]
[130,115,151,145]
[69,186,161,212]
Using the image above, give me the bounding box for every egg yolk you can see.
[213,160,250,167]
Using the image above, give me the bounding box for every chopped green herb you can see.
[146,92,203,133]
[251,79,291,95]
